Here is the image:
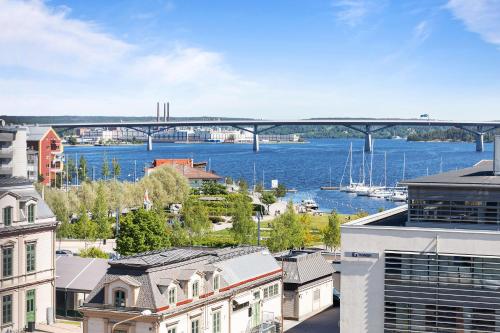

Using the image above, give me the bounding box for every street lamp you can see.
[111,309,152,332]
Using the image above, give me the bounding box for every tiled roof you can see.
[276,250,334,284]
[173,165,222,180]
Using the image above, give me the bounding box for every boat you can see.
[389,190,408,202]
[301,199,319,211]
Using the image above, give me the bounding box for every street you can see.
[286,306,340,333]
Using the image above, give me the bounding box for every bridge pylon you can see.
[253,125,259,152]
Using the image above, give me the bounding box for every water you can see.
[64,139,493,214]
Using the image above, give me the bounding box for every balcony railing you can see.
[0,166,12,175]
[0,147,13,158]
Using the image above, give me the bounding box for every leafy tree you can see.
[225,176,233,185]
[266,201,305,252]
[182,199,211,236]
[261,192,276,213]
[322,212,341,252]
[274,183,287,198]
[73,206,98,241]
[112,157,121,179]
[101,155,110,180]
[238,178,248,193]
[57,221,74,239]
[169,219,191,246]
[200,181,227,195]
[255,182,264,193]
[67,136,78,145]
[78,155,88,182]
[66,158,76,182]
[79,246,108,259]
[231,195,256,244]
[116,208,171,256]
[300,214,315,246]
[93,182,111,240]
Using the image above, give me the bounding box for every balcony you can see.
[0,166,13,175]
[0,147,13,158]
[0,133,14,142]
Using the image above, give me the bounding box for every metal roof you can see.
[56,256,109,293]
[401,160,500,188]
[275,250,334,284]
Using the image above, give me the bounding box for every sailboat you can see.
[340,143,364,193]
[368,151,392,199]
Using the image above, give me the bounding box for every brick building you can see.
[26,126,64,185]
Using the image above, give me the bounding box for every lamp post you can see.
[111,309,152,332]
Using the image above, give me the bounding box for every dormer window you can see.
[213,275,220,290]
[3,206,12,226]
[168,287,176,305]
[114,290,126,308]
[27,204,35,223]
[192,281,199,298]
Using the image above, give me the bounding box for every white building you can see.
[0,177,58,332]
[275,250,334,321]
[81,246,283,333]
[0,125,28,178]
[341,138,500,332]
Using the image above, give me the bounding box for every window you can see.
[213,275,220,290]
[192,281,199,298]
[191,319,199,333]
[27,204,35,223]
[2,247,13,277]
[26,243,36,273]
[2,295,12,324]
[263,284,279,299]
[3,206,12,226]
[212,311,221,333]
[114,290,126,308]
[168,287,176,305]
[167,327,177,333]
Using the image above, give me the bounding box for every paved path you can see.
[35,322,82,333]
[285,306,340,333]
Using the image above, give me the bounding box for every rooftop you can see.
[26,126,52,141]
[275,250,334,284]
[56,256,109,293]
[401,160,500,188]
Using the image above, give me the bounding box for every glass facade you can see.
[384,251,500,332]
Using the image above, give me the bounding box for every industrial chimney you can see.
[494,135,500,176]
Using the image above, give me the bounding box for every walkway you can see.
[285,306,340,333]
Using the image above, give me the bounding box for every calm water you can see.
[64,139,493,214]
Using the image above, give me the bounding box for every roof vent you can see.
[495,135,500,176]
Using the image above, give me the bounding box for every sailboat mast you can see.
[402,152,406,181]
[369,142,374,188]
[349,142,353,185]
[329,167,332,187]
[384,151,387,188]
[362,147,365,185]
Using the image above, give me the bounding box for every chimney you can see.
[156,102,160,122]
[163,103,167,122]
[167,102,170,122]
[495,135,500,176]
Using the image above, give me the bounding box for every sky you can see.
[1,0,500,119]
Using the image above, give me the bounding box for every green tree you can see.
[274,183,287,198]
[78,155,88,182]
[93,182,111,240]
[238,178,248,193]
[182,199,211,236]
[261,192,276,213]
[116,208,171,256]
[266,201,304,252]
[231,195,256,244]
[225,176,233,185]
[57,221,74,239]
[112,157,121,179]
[322,212,341,252]
[200,181,227,195]
[255,182,264,193]
[67,136,78,145]
[102,155,110,180]
[73,206,98,241]
[66,158,76,182]
[79,246,108,259]
[169,220,191,246]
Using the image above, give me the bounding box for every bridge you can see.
[44,118,500,152]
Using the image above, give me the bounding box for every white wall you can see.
[297,279,333,319]
[340,224,500,333]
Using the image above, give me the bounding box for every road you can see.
[286,306,340,333]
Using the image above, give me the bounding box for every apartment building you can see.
[81,246,282,333]
[0,125,28,179]
[0,177,58,332]
[341,136,500,332]
[26,126,64,185]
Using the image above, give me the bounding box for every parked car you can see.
[333,287,341,306]
[56,249,73,256]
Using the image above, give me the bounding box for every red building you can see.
[27,126,64,185]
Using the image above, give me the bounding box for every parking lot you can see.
[286,306,340,333]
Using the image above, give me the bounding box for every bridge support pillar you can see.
[364,126,373,152]
[253,125,259,152]
[476,132,484,152]
[147,128,153,151]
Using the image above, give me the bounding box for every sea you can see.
[64,139,494,214]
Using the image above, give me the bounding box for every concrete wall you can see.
[11,128,27,178]
[296,278,333,320]
[340,224,500,333]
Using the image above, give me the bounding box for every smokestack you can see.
[156,102,160,122]
[163,103,167,122]
[495,135,500,176]
[167,102,170,122]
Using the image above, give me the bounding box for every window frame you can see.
[26,243,36,273]
[212,311,221,333]
[2,246,13,278]
[192,280,199,298]
[168,287,176,305]
[213,274,220,291]
[114,289,127,308]
[3,206,13,226]
[191,319,200,333]
[27,204,35,223]
[2,294,12,325]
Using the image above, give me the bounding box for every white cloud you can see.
[332,0,385,27]
[413,20,431,44]
[446,0,500,46]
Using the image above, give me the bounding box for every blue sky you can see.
[1,0,500,119]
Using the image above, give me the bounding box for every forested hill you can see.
[3,115,498,142]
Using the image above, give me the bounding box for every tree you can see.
[255,182,264,193]
[300,214,315,246]
[73,206,98,241]
[93,182,111,240]
[182,199,211,236]
[112,157,121,179]
[102,155,110,180]
[261,192,276,213]
[200,181,227,195]
[116,208,171,256]
[238,178,248,193]
[274,183,287,198]
[78,155,88,182]
[323,212,341,252]
[67,136,78,145]
[225,176,233,185]
[169,219,191,246]
[79,246,108,259]
[66,158,76,182]
[266,201,305,252]
[231,195,256,244]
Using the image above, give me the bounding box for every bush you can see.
[79,247,108,259]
